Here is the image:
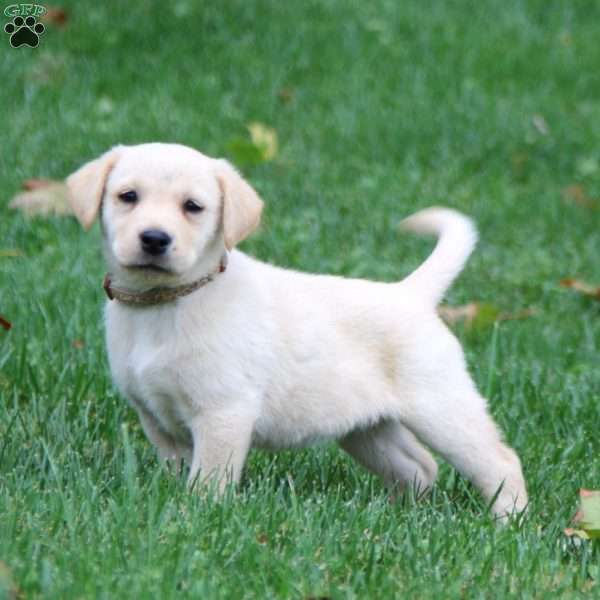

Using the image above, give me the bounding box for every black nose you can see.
[140,229,172,256]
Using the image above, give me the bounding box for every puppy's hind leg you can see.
[402,382,528,520]
[340,421,438,497]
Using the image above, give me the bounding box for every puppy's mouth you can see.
[124,263,173,274]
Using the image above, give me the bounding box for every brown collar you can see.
[103,255,227,306]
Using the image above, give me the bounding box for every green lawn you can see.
[1,1,599,597]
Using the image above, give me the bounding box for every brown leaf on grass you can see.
[72,339,85,349]
[42,6,69,26]
[499,307,538,320]
[0,315,12,331]
[564,489,600,541]
[439,303,536,329]
[560,279,600,300]
[561,184,599,209]
[277,88,295,104]
[438,303,479,325]
[0,249,24,258]
[22,178,56,191]
[510,152,530,182]
[9,179,71,217]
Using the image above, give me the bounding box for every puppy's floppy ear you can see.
[215,159,264,250]
[66,148,121,230]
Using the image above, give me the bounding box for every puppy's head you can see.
[67,143,263,288]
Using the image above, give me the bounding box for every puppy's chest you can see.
[107,312,209,433]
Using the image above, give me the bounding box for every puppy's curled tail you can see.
[398,207,478,306]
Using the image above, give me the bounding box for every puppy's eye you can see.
[184,199,204,214]
[118,190,138,204]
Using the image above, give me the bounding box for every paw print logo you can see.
[4,15,45,48]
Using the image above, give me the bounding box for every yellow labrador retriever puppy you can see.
[67,143,527,518]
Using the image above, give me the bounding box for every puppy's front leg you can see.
[137,407,189,472]
[187,407,256,496]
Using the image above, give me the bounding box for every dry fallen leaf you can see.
[438,303,479,325]
[277,88,295,104]
[9,179,71,217]
[562,184,599,209]
[499,307,538,321]
[22,178,56,191]
[439,303,536,329]
[564,489,600,541]
[560,279,600,300]
[42,6,69,26]
[510,152,530,182]
[247,122,278,161]
[0,315,11,331]
[0,249,24,258]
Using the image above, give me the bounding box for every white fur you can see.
[68,143,528,519]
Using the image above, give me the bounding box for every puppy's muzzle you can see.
[140,229,172,256]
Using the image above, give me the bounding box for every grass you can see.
[1,0,599,597]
